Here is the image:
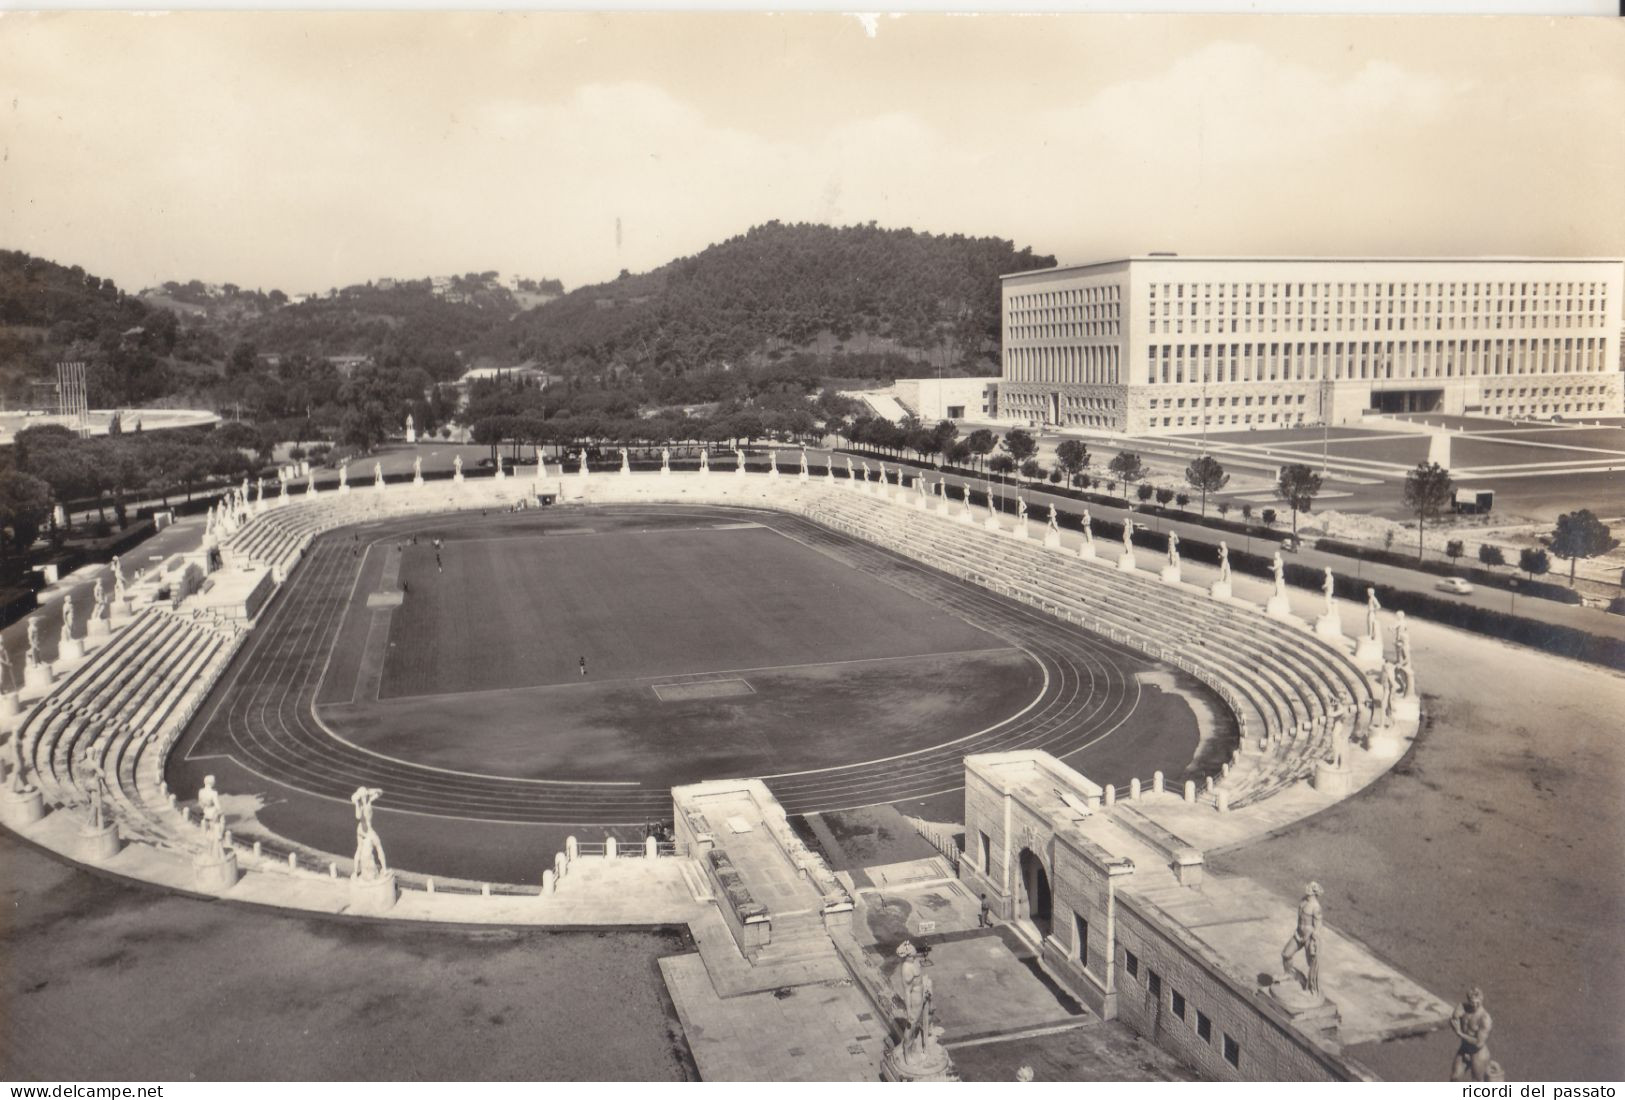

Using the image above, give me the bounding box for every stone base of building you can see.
[1116,553,1137,573]
[349,871,399,915]
[1266,594,1294,619]
[1315,613,1343,640]
[1160,564,1182,585]
[193,849,240,892]
[79,822,121,862]
[0,784,45,828]
[1209,580,1232,600]
[1312,761,1354,796]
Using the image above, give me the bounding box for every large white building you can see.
[999,256,1624,434]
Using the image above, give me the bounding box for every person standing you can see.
[579,655,587,677]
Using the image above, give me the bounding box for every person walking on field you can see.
[579,656,587,677]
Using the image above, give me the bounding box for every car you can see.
[1436,577,1474,596]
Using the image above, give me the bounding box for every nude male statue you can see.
[1449,987,1494,1082]
[1280,881,1324,995]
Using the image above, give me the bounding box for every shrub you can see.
[1155,487,1175,506]
[1137,484,1155,503]
[1261,508,1277,526]
[1176,492,1191,510]
[1478,544,1505,567]
[1446,539,1465,561]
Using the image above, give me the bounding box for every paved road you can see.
[809,447,1625,647]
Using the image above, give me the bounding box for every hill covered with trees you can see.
[501,222,1054,398]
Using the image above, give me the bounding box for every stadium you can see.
[1,454,1448,1081]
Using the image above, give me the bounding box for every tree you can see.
[947,440,972,467]
[1446,539,1465,562]
[1184,455,1230,517]
[1274,463,1323,541]
[988,454,1016,477]
[1519,546,1550,580]
[1549,509,1618,587]
[1241,503,1253,522]
[1136,483,1154,503]
[1217,502,1231,519]
[1155,487,1175,507]
[1002,429,1038,469]
[1261,508,1278,527]
[1108,452,1145,499]
[1020,459,1044,481]
[1176,492,1191,510]
[0,469,52,561]
[1402,461,1454,562]
[1054,440,1090,486]
[1478,544,1505,568]
[965,429,996,471]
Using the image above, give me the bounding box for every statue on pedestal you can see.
[699,448,710,472]
[1322,568,1336,615]
[1376,661,1397,727]
[412,456,423,482]
[579,450,589,476]
[916,475,927,500]
[1365,588,1382,642]
[79,750,109,832]
[197,775,225,858]
[25,617,42,669]
[92,579,106,622]
[799,449,809,477]
[1280,881,1324,996]
[1081,509,1094,548]
[1449,987,1495,1082]
[204,507,217,542]
[59,594,75,646]
[405,413,415,443]
[1167,530,1180,568]
[350,786,387,880]
[374,462,384,489]
[1327,704,1352,768]
[769,450,778,474]
[845,457,856,480]
[255,479,264,507]
[1217,541,1232,583]
[1122,519,1135,553]
[7,695,30,793]
[660,448,671,474]
[454,454,464,479]
[279,479,287,501]
[1016,495,1028,523]
[619,447,630,474]
[735,448,745,473]
[307,468,317,494]
[112,559,127,606]
[1047,506,1059,535]
[887,940,951,1078]
[1271,552,1287,599]
[1393,611,1411,666]
[861,461,872,482]
[338,463,349,491]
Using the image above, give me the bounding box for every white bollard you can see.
[1153,771,1165,795]
[252,841,262,859]
[288,852,298,870]
[1216,790,1230,814]
[481,883,491,897]
[645,836,658,858]
[554,851,567,880]
[329,862,338,879]
[605,836,618,859]
[1183,780,1196,803]
[541,870,556,895]
[1130,777,1141,801]
[1205,775,1215,795]
[566,836,578,861]
[1103,784,1115,807]
[426,878,436,894]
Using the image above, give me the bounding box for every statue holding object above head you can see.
[1449,987,1495,1083]
[350,786,387,881]
[1217,541,1232,582]
[1280,881,1324,996]
[1365,587,1382,641]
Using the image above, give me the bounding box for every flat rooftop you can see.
[1001,255,1625,280]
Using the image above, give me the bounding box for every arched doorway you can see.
[1017,848,1053,939]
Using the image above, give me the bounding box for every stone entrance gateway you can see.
[1018,847,1053,938]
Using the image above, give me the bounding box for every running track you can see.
[171,505,1206,826]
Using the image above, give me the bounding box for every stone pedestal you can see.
[983,515,1002,532]
[1365,729,1404,759]
[1265,594,1294,619]
[1268,981,1342,1039]
[1315,613,1343,640]
[338,483,351,495]
[1116,552,1137,573]
[915,496,929,512]
[193,849,240,891]
[349,871,399,914]
[660,466,671,478]
[957,506,975,525]
[79,821,121,861]
[453,472,465,485]
[798,470,808,482]
[23,663,54,693]
[1043,530,1063,548]
[1078,543,1096,560]
[1393,695,1421,722]
[1312,761,1354,796]
[1209,580,1232,600]
[413,474,425,488]
[0,691,18,725]
[936,499,952,517]
[881,1041,955,1083]
[58,638,85,663]
[1009,523,1029,541]
[1353,636,1384,668]
[88,618,110,640]
[1160,564,1182,585]
[0,784,45,828]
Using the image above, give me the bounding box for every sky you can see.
[2,12,1622,296]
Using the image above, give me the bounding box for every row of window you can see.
[1150,393,1309,409]
[1149,412,1308,429]
[1005,344,1123,385]
[1136,337,1611,386]
[1146,278,1609,303]
[1124,949,1241,1069]
[1145,310,1605,337]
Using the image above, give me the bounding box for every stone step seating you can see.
[754,908,838,967]
[796,488,1373,808]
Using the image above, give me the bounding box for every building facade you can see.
[999,256,1624,434]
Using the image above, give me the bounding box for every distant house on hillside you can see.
[376,278,396,291]
[325,354,372,378]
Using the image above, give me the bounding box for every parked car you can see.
[1436,577,1474,596]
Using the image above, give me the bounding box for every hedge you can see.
[1313,537,1582,604]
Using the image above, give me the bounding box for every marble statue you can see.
[916,474,928,499]
[661,448,671,473]
[255,480,264,507]
[1167,530,1180,568]
[413,456,423,481]
[7,691,29,792]
[1271,552,1287,598]
[1322,568,1336,615]
[799,449,809,477]
[845,457,856,480]
[1327,704,1352,769]
[1081,509,1094,547]
[1449,987,1495,1082]
[404,413,414,440]
[619,447,630,474]
[454,454,464,478]
[699,448,710,472]
[307,468,317,494]
[0,643,14,696]
[735,447,745,473]
[80,751,108,832]
[1365,588,1382,641]
[769,450,779,474]
[1217,542,1232,583]
[861,461,872,482]
[893,941,945,1068]
[350,786,387,880]
[1280,881,1324,995]
[60,593,75,641]
[279,479,287,501]
[1047,506,1059,534]
[112,557,127,604]
[338,463,349,490]
[1016,495,1028,522]
[1376,661,1397,726]
[579,450,589,476]
[1122,518,1135,553]
[1393,611,1412,667]
[374,462,384,488]
[936,478,945,497]
[92,579,106,620]
[197,775,225,857]
[204,507,216,540]
[25,617,42,668]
